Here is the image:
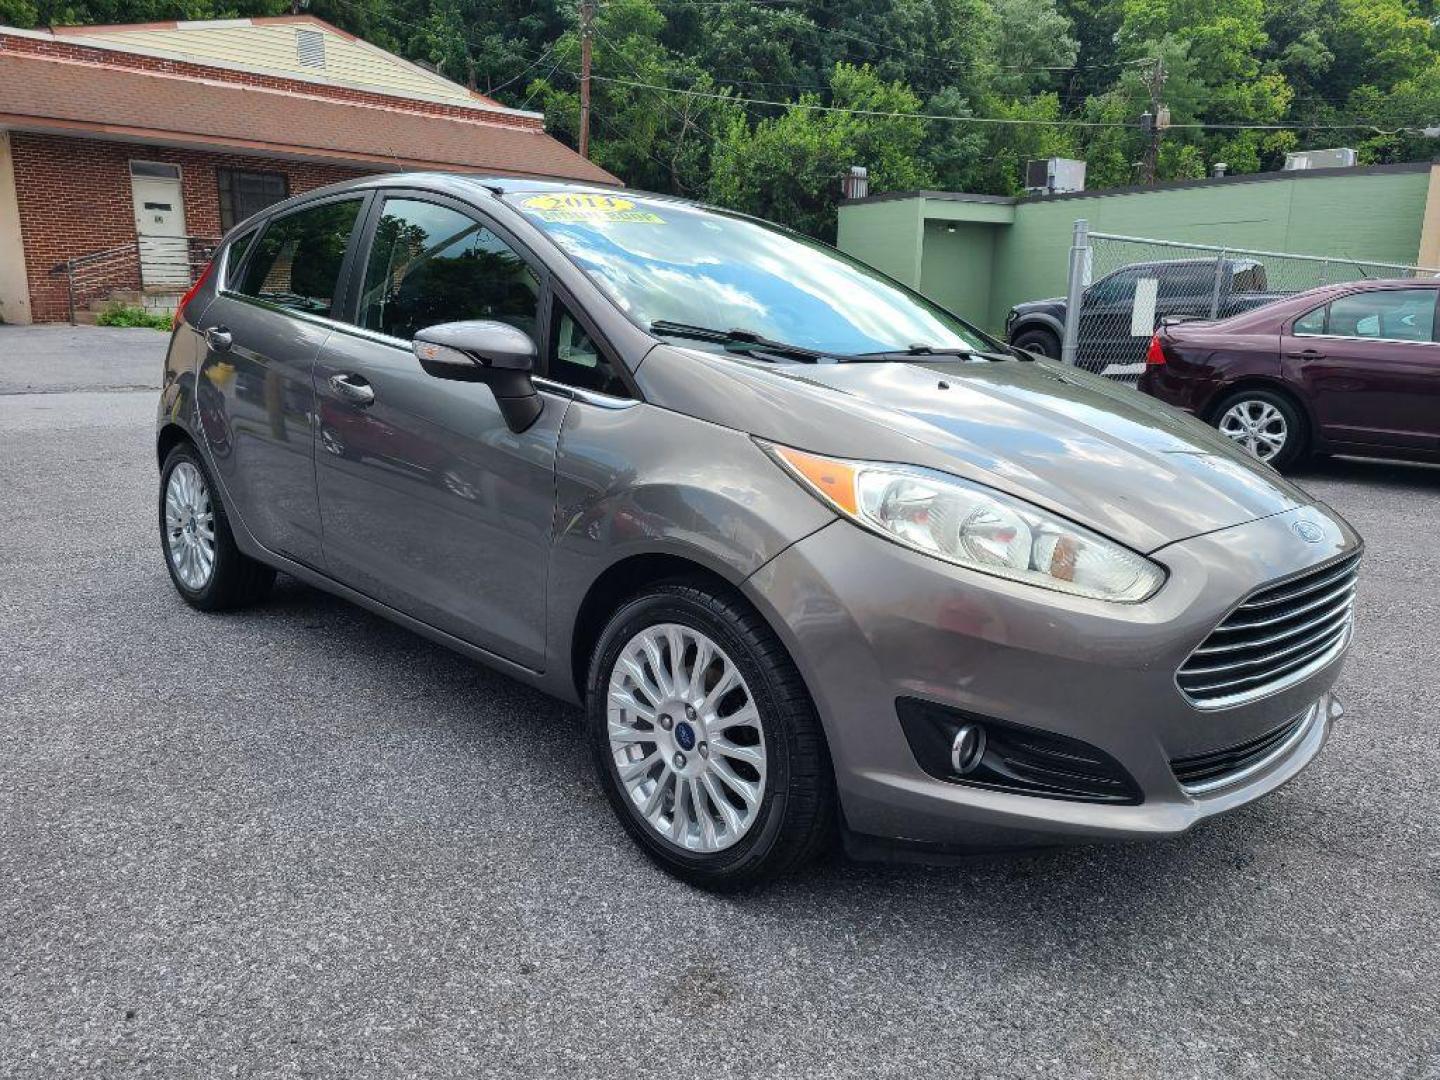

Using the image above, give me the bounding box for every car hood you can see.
[1011,296,1065,313]
[637,346,1310,554]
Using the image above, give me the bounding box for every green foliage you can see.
[709,63,933,239]
[95,304,173,329]
[34,0,1440,237]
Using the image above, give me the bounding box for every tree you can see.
[709,64,934,239]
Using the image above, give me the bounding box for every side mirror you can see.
[413,320,542,433]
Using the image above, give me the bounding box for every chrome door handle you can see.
[204,326,232,351]
[1287,348,1325,359]
[329,373,376,407]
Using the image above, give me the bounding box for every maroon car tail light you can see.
[1145,334,1167,366]
[173,259,215,330]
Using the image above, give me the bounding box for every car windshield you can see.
[511,191,989,357]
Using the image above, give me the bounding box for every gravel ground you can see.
[1,330,1436,1078]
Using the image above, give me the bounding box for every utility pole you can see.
[1139,55,1167,186]
[578,0,595,160]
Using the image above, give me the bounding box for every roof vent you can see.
[296,28,326,69]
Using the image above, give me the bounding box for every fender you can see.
[1009,311,1065,341]
[543,400,836,703]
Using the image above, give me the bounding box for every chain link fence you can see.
[1056,222,1440,382]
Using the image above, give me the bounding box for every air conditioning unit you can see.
[1283,148,1358,171]
[1024,157,1087,195]
[840,165,869,200]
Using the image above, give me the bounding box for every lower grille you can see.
[896,698,1141,804]
[1171,706,1314,793]
[1178,552,1359,709]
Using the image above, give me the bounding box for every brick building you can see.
[0,16,617,323]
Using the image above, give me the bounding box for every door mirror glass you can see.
[413,321,542,432]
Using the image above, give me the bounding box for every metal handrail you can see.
[49,234,220,324]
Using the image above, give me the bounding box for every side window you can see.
[1327,289,1436,342]
[1088,269,1139,305]
[1231,263,1267,293]
[358,198,540,342]
[1293,304,1327,335]
[238,198,363,317]
[1157,264,1213,300]
[549,299,630,398]
[223,226,260,288]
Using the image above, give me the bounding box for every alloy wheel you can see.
[164,461,217,590]
[1218,399,1288,462]
[606,623,767,853]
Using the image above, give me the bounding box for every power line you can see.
[484,41,556,96]
[583,74,1435,134]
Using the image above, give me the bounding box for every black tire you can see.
[585,581,835,891]
[1210,388,1308,472]
[1012,327,1060,359]
[159,441,275,611]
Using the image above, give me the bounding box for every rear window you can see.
[237,198,363,318]
[223,226,260,288]
[1231,264,1267,293]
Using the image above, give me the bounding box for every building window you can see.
[217,169,290,233]
[130,160,181,179]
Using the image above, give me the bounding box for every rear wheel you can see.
[1212,389,1307,471]
[159,442,275,611]
[1012,327,1060,359]
[586,581,834,891]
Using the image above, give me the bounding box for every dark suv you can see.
[1007,258,1286,368]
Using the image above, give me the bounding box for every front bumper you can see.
[743,503,1359,849]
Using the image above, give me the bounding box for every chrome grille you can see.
[1171,707,1313,792]
[1178,552,1359,709]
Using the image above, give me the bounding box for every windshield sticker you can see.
[520,193,665,224]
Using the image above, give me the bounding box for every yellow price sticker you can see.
[520,192,665,224]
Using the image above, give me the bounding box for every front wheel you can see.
[1212,389,1307,471]
[1012,327,1060,359]
[586,582,834,891]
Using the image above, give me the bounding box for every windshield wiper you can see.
[870,343,1033,363]
[650,320,849,363]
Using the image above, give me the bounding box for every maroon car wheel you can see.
[1212,389,1306,471]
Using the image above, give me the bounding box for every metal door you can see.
[130,169,189,287]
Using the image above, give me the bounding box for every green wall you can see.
[918,219,999,327]
[838,165,1435,335]
[835,197,923,287]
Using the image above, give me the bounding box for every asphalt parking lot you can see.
[1,323,1436,1079]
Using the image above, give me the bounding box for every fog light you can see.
[950,722,986,775]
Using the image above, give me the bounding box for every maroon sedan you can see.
[1139,279,1440,471]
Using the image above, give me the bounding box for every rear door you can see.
[195,194,368,566]
[312,191,567,669]
[1284,285,1440,451]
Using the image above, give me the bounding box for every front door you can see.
[313,194,564,669]
[195,195,368,567]
[1285,286,1440,452]
[129,163,189,288]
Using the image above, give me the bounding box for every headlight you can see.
[765,444,1165,603]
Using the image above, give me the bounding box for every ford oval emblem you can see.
[1293,519,1325,544]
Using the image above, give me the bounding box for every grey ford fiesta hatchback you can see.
[157,174,1360,889]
